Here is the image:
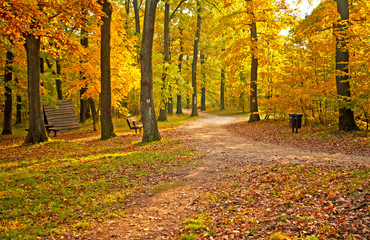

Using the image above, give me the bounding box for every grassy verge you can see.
[0,114,198,239]
[176,164,369,240]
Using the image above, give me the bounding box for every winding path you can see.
[78,111,369,239]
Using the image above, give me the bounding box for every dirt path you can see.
[78,112,369,239]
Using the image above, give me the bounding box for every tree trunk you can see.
[168,97,173,114]
[140,0,160,142]
[101,0,116,140]
[2,50,14,135]
[89,98,98,131]
[158,2,170,121]
[239,72,246,113]
[15,76,22,124]
[46,59,63,100]
[191,0,201,117]
[249,19,260,122]
[335,0,358,131]
[200,53,206,111]
[132,0,141,34]
[176,29,184,114]
[56,60,63,100]
[220,68,225,110]
[80,29,88,123]
[24,33,48,144]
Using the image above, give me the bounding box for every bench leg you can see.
[135,129,138,134]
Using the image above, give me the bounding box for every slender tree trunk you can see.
[140,0,160,142]
[335,0,358,131]
[133,0,141,34]
[101,0,116,140]
[249,19,260,122]
[168,95,173,114]
[200,53,206,111]
[2,50,14,135]
[191,0,201,117]
[80,29,88,123]
[15,76,22,124]
[220,39,226,110]
[89,98,98,131]
[220,68,225,110]
[46,59,63,100]
[176,29,184,114]
[239,72,246,113]
[56,60,63,100]
[24,33,48,144]
[158,2,170,121]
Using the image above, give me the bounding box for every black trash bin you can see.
[289,113,303,133]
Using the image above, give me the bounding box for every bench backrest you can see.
[43,99,79,132]
[126,117,138,129]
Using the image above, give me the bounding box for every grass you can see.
[0,113,198,239]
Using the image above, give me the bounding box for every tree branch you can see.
[170,0,186,20]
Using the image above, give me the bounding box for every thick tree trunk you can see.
[140,0,160,142]
[249,20,260,122]
[101,0,116,140]
[24,33,48,144]
[191,0,201,117]
[220,68,225,110]
[335,0,358,131]
[2,50,14,135]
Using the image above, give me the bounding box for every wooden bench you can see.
[126,117,143,134]
[43,100,79,137]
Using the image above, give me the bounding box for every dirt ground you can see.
[75,111,369,240]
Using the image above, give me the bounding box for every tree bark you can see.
[2,50,14,135]
[335,0,358,131]
[191,0,201,117]
[248,19,260,122]
[140,0,160,142]
[101,0,116,140]
[24,33,48,144]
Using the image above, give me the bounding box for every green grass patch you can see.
[0,132,198,239]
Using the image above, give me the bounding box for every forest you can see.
[0,1,369,239]
[0,0,369,143]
